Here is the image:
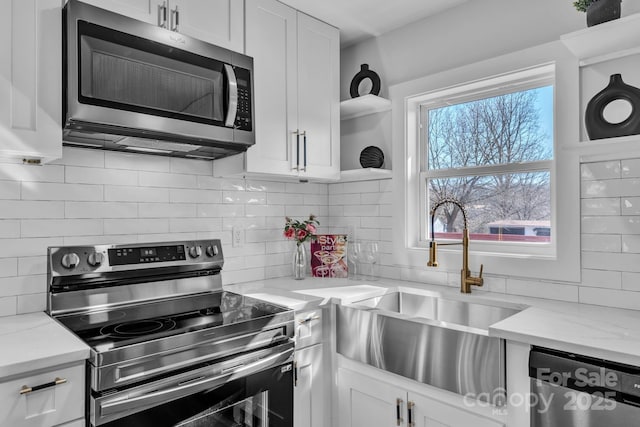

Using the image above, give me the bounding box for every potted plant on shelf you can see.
[573,0,621,27]
[284,214,319,280]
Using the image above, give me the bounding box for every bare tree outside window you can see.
[424,86,553,242]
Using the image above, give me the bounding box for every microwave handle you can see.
[224,64,239,128]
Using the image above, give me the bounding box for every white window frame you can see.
[418,69,555,257]
[389,41,581,283]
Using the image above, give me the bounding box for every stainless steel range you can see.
[47,240,294,427]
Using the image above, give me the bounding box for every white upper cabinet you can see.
[219,0,340,181]
[81,0,244,52]
[0,0,62,163]
[296,12,340,180]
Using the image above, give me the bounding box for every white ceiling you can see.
[278,0,472,47]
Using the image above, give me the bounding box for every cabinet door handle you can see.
[293,360,298,387]
[407,401,415,427]
[301,131,307,172]
[171,6,179,32]
[158,1,167,28]
[20,377,67,395]
[396,398,403,426]
[293,130,300,171]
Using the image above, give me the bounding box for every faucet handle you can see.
[478,263,483,278]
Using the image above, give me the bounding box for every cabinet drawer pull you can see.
[396,398,403,426]
[407,401,415,427]
[19,377,67,395]
[298,315,320,325]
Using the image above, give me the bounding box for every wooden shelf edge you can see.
[338,168,392,182]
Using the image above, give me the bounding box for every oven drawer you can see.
[0,362,85,427]
[295,309,323,348]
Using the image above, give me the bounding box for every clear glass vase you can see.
[292,243,307,280]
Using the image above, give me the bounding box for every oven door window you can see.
[99,364,293,427]
[77,20,226,126]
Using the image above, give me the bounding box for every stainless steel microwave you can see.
[63,0,254,159]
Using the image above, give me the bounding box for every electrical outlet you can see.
[232,226,243,248]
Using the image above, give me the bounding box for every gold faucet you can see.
[427,198,484,293]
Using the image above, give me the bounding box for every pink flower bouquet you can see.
[283,215,319,245]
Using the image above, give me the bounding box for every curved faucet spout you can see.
[427,197,483,293]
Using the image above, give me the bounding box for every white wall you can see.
[0,147,328,317]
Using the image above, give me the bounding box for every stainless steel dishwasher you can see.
[529,346,640,427]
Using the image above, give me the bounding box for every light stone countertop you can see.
[0,312,90,380]
[225,276,640,366]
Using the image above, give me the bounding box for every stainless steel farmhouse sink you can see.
[336,291,525,404]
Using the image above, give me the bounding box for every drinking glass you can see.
[347,241,362,280]
[360,241,379,281]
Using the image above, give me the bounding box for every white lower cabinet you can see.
[338,367,505,427]
[294,308,328,427]
[0,362,85,427]
[294,343,326,427]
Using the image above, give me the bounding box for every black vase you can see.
[586,0,621,27]
[585,74,640,140]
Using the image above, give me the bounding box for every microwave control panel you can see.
[234,67,252,131]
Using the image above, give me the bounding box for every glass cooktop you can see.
[55,291,290,353]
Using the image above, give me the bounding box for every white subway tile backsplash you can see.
[621,158,640,178]
[266,192,303,205]
[0,201,64,219]
[65,201,138,219]
[581,198,620,216]
[582,179,640,198]
[17,256,46,276]
[222,190,266,205]
[55,147,105,168]
[582,251,640,273]
[106,186,169,203]
[21,219,103,238]
[581,216,640,234]
[22,182,103,201]
[249,180,286,193]
[580,269,622,289]
[329,193,361,206]
[139,171,198,189]
[170,188,222,204]
[105,151,171,172]
[0,238,63,258]
[169,218,222,233]
[621,197,640,215]
[622,235,640,253]
[342,181,379,194]
[0,275,46,297]
[0,164,64,182]
[0,297,17,317]
[0,220,20,238]
[16,293,46,314]
[581,161,621,180]
[579,287,640,310]
[285,205,328,218]
[245,204,283,218]
[506,279,579,302]
[0,181,21,199]
[343,204,380,217]
[170,158,212,176]
[622,272,640,292]
[139,203,196,218]
[104,218,169,235]
[581,234,621,252]
[66,166,138,186]
[63,235,138,246]
[197,175,223,190]
[0,259,17,278]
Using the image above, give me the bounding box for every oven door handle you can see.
[99,346,293,418]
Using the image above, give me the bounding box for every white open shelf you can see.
[339,168,392,182]
[560,12,640,66]
[563,134,640,162]
[340,95,392,120]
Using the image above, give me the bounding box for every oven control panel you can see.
[48,240,223,277]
